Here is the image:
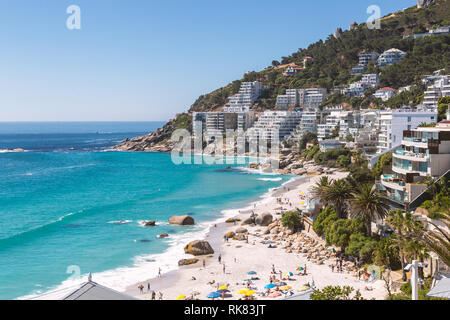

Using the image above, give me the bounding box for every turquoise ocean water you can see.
[0,122,290,299]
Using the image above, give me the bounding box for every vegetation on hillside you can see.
[189,0,450,113]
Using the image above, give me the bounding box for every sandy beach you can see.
[124,171,387,300]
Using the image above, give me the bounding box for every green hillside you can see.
[190,0,450,113]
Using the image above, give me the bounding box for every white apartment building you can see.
[317,111,340,140]
[246,111,303,141]
[275,89,300,109]
[379,120,450,205]
[376,107,438,154]
[302,88,328,110]
[352,52,379,75]
[276,88,327,110]
[374,87,396,101]
[289,111,322,141]
[227,81,263,110]
[343,74,379,97]
[423,75,450,107]
[377,48,406,68]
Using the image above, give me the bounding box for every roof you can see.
[427,277,450,299]
[28,280,138,300]
[377,87,395,91]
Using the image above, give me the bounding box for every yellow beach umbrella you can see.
[176,295,186,300]
[245,290,255,296]
[237,289,248,295]
[218,286,228,290]
[280,286,292,291]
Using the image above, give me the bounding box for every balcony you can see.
[393,149,428,162]
[380,174,406,191]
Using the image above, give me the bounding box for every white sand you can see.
[125,171,387,300]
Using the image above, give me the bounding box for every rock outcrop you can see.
[169,215,195,225]
[158,233,169,238]
[235,227,248,234]
[142,220,156,227]
[255,212,273,226]
[184,240,214,256]
[178,258,199,266]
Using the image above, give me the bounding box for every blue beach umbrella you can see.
[247,271,257,275]
[207,292,222,299]
[217,289,230,293]
[264,284,276,289]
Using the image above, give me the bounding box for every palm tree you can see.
[415,211,450,268]
[350,184,388,236]
[324,179,352,219]
[312,176,333,207]
[386,210,424,281]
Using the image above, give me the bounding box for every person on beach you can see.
[151,291,156,300]
[147,282,151,292]
[218,254,222,264]
[138,284,144,294]
[158,267,161,278]
[272,264,276,273]
[223,264,226,274]
[159,292,163,300]
[203,259,206,268]
[304,265,307,276]
[331,264,335,273]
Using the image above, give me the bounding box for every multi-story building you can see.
[289,111,322,141]
[373,87,396,101]
[352,52,379,74]
[379,118,450,206]
[317,111,340,140]
[302,88,328,110]
[343,74,379,97]
[246,111,302,141]
[227,81,263,111]
[377,48,406,68]
[204,112,238,139]
[276,88,328,110]
[275,89,300,109]
[423,75,450,107]
[376,107,438,154]
[283,64,303,76]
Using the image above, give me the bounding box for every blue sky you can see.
[0,0,416,121]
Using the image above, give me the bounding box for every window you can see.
[407,117,411,122]
[431,116,435,120]
[407,125,411,130]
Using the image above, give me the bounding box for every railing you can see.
[408,169,450,211]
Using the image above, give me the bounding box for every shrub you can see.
[313,206,337,236]
[281,211,302,229]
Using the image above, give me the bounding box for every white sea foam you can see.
[258,177,282,182]
[19,171,291,300]
[107,220,133,225]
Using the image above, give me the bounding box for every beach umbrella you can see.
[247,271,257,275]
[264,283,276,289]
[278,281,287,286]
[176,295,186,300]
[218,285,228,290]
[191,291,200,296]
[245,290,255,296]
[280,285,292,291]
[207,292,222,299]
[217,289,230,293]
[237,289,248,295]
[284,272,294,277]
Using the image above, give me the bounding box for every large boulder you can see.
[142,220,156,227]
[169,215,195,225]
[178,258,199,266]
[241,217,254,225]
[158,233,169,238]
[225,218,241,223]
[255,212,273,226]
[235,227,248,234]
[233,233,247,241]
[184,240,214,256]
